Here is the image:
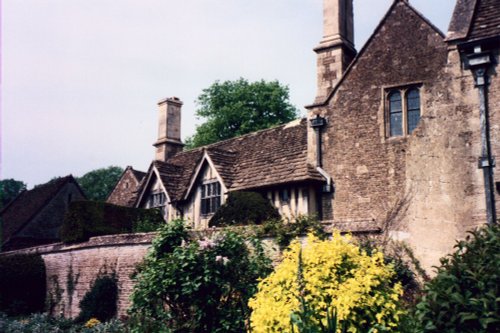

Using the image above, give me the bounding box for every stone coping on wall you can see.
[0,221,381,257]
[0,232,158,257]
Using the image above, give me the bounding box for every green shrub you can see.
[129,219,272,333]
[209,191,280,227]
[60,201,164,243]
[415,224,500,332]
[258,215,327,247]
[77,275,118,323]
[0,312,125,333]
[0,254,46,316]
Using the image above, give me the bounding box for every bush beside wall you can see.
[60,201,164,243]
[209,191,280,227]
[0,254,46,316]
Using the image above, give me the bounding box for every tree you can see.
[76,166,123,201]
[185,78,299,148]
[0,179,27,210]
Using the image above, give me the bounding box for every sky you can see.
[1,0,456,188]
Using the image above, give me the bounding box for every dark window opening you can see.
[407,88,420,134]
[201,181,221,215]
[280,188,290,203]
[389,91,403,136]
[496,182,500,194]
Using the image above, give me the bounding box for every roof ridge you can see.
[177,118,306,156]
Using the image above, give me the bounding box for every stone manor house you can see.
[107,0,500,270]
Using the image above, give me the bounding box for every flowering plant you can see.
[249,232,404,332]
[129,220,272,333]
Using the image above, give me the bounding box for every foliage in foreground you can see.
[185,78,299,148]
[414,224,500,332]
[128,219,272,333]
[249,233,404,332]
[0,254,46,316]
[208,191,280,227]
[0,312,125,333]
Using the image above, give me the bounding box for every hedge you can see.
[60,201,164,243]
[208,191,280,227]
[0,254,46,316]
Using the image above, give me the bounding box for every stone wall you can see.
[0,233,156,319]
[308,1,497,271]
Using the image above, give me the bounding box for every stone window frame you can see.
[384,83,423,138]
[200,180,221,216]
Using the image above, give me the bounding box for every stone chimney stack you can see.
[153,97,184,162]
[314,0,356,103]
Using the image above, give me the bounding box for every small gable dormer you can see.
[135,163,173,221]
[181,149,231,229]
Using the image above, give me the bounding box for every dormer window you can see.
[201,181,221,215]
[387,86,421,137]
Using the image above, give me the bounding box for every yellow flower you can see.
[249,232,404,332]
[84,318,101,328]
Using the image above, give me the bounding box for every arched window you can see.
[389,91,402,136]
[406,88,420,134]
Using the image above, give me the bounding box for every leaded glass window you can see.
[389,91,403,136]
[407,88,420,134]
[201,181,221,215]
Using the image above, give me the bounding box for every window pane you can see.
[201,185,206,198]
[408,110,420,133]
[389,91,402,113]
[201,198,207,215]
[390,112,403,136]
[407,89,420,134]
[407,89,420,110]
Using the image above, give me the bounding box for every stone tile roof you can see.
[131,169,146,182]
[447,0,477,41]
[447,0,500,42]
[0,176,81,245]
[148,119,323,202]
[468,0,500,41]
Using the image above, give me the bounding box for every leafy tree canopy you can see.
[185,78,299,148]
[0,179,27,210]
[76,166,123,201]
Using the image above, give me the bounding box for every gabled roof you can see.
[447,0,500,43]
[307,0,445,108]
[136,118,324,204]
[131,168,146,182]
[106,166,147,206]
[1,175,85,245]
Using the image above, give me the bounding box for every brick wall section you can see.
[1,233,156,319]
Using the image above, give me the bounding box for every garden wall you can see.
[0,230,281,319]
[0,233,156,319]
